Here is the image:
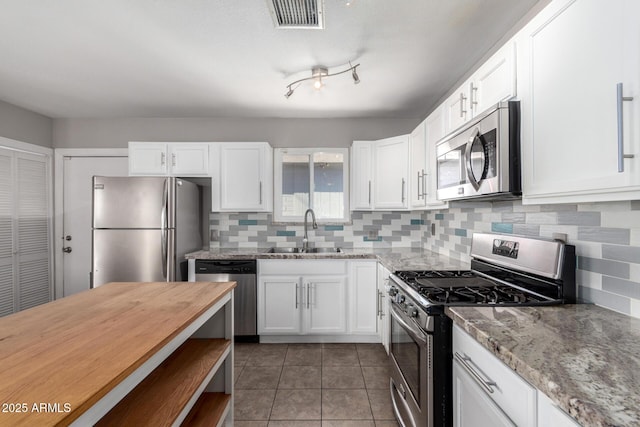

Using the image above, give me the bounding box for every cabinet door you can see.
[304,277,347,334]
[470,41,516,115]
[373,135,409,209]
[444,82,471,135]
[409,120,427,209]
[376,263,391,353]
[521,0,640,203]
[425,107,449,208]
[128,142,168,176]
[168,143,209,176]
[350,141,374,210]
[258,277,302,334]
[453,360,516,427]
[220,143,272,211]
[349,261,378,334]
[537,392,581,427]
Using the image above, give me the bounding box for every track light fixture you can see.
[284,62,361,99]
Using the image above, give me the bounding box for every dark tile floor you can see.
[233,343,400,427]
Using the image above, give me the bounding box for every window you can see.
[274,148,349,223]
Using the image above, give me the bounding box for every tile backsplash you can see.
[209,200,640,318]
[424,200,640,319]
[208,211,426,250]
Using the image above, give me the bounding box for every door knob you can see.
[62,247,72,253]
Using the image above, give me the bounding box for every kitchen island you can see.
[0,281,235,426]
[447,304,640,427]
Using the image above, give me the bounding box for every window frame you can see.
[273,147,350,223]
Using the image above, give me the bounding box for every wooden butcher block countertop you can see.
[0,281,236,426]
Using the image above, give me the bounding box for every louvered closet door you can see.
[0,149,14,316]
[0,147,52,317]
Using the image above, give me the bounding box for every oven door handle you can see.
[464,127,482,191]
[390,304,428,345]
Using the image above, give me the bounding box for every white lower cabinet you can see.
[453,360,516,427]
[537,391,581,427]
[349,261,378,334]
[258,275,345,335]
[259,277,303,334]
[258,260,348,335]
[258,259,378,338]
[453,324,536,427]
[305,277,347,334]
[453,324,583,427]
[376,263,391,353]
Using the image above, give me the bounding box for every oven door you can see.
[389,304,433,427]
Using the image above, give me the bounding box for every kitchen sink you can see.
[267,247,303,253]
[305,247,343,253]
[267,247,343,254]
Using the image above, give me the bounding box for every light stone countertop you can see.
[447,305,640,427]
[185,247,469,272]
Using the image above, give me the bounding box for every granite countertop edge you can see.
[185,247,470,272]
[446,306,639,427]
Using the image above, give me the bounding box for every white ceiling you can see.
[0,0,540,119]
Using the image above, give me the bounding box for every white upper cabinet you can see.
[351,141,375,210]
[351,136,409,210]
[128,142,209,176]
[424,107,449,208]
[218,142,273,212]
[374,135,410,209]
[409,120,428,209]
[444,76,473,135]
[470,41,517,116]
[444,41,517,136]
[519,0,640,203]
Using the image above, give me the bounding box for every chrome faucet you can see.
[302,208,318,252]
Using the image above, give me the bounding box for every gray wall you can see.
[0,99,53,147]
[52,117,420,149]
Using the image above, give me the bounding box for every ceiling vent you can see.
[267,0,324,29]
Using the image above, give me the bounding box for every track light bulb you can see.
[313,78,323,90]
[352,68,360,84]
[285,87,294,98]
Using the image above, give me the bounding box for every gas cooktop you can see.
[393,270,553,305]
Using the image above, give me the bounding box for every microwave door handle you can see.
[465,128,482,191]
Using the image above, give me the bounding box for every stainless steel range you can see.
[388,233,576,427]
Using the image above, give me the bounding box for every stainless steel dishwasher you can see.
[194,259,257,342]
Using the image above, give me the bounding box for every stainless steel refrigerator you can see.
[91,176,201,287]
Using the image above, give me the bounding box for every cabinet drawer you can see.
[258,259,347,275]
[453,325,536,427]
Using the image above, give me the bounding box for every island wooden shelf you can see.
[182,393,232,427]
[97,338,231,426]
[0,281,236,427]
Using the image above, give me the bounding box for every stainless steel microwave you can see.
[436,101,521,201]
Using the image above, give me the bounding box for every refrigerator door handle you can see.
[161,179,168,279]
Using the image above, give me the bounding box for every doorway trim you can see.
[53,148,128,299]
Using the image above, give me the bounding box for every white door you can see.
[425,106,448,208]
[409,120,427,209]
[62,156,128,296]
[470,41,516,115]
[453,360,516,427]
[128,142,167,176]
[374,135,409,209]
[258,277,302,334]
[349,261,377,334]
[304,277,347,334]
[521,0,640,202]
[168,143,209,176]
[377,263,391,353]
[445,83,471,134]
[350,141,374,210]
[220,143,267,211]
